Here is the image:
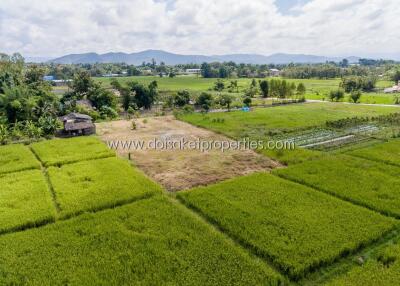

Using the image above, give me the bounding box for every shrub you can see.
[329,90,345,102]
[350,91,362,103]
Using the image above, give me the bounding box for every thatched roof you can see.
[61,113,92,121]
[64,121,95,131]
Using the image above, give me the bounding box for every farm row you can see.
[0,137,163,234]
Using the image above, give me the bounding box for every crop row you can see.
[275,155,400,218]
[348,139,400,168]
[30,136,115,167]
[177,173,397,280]
[0,144,40,174]
[0,157,161,233]
[48,157,162,218]
[327,240,400,285]
[0,196,284,285]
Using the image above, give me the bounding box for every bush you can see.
[0,124,9,145]
[329,90,345,102]
[196,92,213,112]
[243,96,252,107]
[350,91,362,103]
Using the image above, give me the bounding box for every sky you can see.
[0,0,399,59]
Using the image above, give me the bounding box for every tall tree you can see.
[259,80,269,98]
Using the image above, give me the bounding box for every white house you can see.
[269,68,281,77]
[185,69,201,74]
[384,81,400,93]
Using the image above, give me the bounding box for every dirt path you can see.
[97,116,280,191]
[306,99,400,108]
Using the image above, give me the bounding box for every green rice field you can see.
[48,157,161,218]
[177,173,397,280]
[348,139,400,167]
[0,144,40,174]
[31,136,115,166]
[275,155,400,218]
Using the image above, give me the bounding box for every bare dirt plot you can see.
[97,116,280,191]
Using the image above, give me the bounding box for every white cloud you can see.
[0,0,398,58]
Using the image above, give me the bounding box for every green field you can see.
[178,102,399,164]
[31,136,115,166]
[275,155,400,218]
[0,170,55,234]
[177,173,397,280]
[94,76,399,105]
[0,196,283,285]
[0,144,40,174]
[327,240,400,285]
[178,103,399,137]
[348,139,400,167]
[48,157,161,218]
[2,101,400,284]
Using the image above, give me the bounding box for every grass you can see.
[48,157,162,218]
[0,144,40,174]
[177,173,397,280]
[31,136,115,167]
[178,102,399,164]
[179,103,399,136]
[94,76,398,105]
[0,170,56,234]
[261,147,325,165]
[275,155,400,218]
[0,196,284,286]
[348,139,400,167]
[326,240,400,285]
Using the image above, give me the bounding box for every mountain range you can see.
[46,50,360,65]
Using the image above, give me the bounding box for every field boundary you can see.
[273,172,400,219]
[175,191,398,281]
[168,196,287,283]
[0,146,158,238]
[175,194,288,278]
[0,192,158,239]
[29,146,62,215]
[299,227,400,285]
[346,152,400,169]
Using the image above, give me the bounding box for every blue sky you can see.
[0,0,399,59]
[275,0,311,14]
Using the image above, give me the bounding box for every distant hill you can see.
[48,49,360,65]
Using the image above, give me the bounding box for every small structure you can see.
[269,68,281,77]
[384,81,400,93]
[185,69,201,75]
[60,113,96,137]
[52,79,72,86]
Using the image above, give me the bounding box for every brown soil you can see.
[97,116,280,191]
